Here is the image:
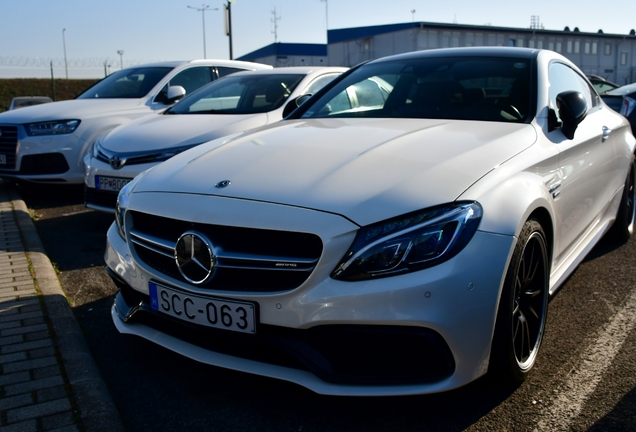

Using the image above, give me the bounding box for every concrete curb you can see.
[8,185,125,432]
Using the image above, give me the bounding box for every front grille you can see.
[129,211,323,292]
[84,186,118,210]
[95,143,198,167]
[0,126,18,169]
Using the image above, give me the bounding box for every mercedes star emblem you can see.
[174,231,215,284]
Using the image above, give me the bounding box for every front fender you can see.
[458,141,559,241]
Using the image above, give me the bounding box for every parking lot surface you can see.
[14,183,636,431]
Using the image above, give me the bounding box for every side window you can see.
[549,63,597,121]
[217,67,247,78]
[168,67,214,94]
[303,74,339,95]
[154,67,213,104]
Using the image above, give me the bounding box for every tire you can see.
[489,219,549,387]
[608,158,635,243]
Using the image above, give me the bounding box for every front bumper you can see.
[83,156,155,212]
[105,193,515,395]
[0,125,87,183]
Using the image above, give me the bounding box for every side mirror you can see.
[166,86,186,104]
[556,91,588,140]
[282,94,313,118]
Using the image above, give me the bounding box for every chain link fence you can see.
[0,56,169,78]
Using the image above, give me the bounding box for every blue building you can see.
[237,43,327,67]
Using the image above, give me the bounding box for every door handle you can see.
[602,126,612,142]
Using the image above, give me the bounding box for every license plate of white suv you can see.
[95,175,131,192]
[149,282,256,334]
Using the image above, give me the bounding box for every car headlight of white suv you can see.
[25,119,80,136]
[332,202,482,281]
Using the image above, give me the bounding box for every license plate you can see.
[149,282,256,334]
[0,155,6,165]
[95,175,131,192]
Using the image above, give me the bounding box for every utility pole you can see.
[117,50,124,69]
[320,0,328,43]
[224,0,235,59]
[188,4,218,59]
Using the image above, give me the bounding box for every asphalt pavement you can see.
[0,179,124,432]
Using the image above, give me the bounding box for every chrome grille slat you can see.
[130,229,174,253]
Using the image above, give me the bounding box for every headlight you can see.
[331,202,482,281]
[92,139,104,159]
[115,171,148,240]
[25,119,80,136]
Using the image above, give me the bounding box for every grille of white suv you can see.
[0,126,18,169]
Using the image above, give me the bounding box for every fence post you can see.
[50,61,56,101]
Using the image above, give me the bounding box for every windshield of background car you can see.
[77,67,173,99]
[300,56,532,122]
[166,74,305,115]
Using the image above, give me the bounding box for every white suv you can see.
[0,59,271,184]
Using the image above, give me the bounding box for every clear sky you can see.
[1,0,634,79]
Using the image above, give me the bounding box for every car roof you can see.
[119,59,272,71]
[11,96,52,102]
[227,66,348,77]
[370,46,539,65]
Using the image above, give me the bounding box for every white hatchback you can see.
[0,59,270,184]
[83,66,346,212]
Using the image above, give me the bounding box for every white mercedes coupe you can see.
[105,47,636,396]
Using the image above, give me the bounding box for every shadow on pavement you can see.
[588,385,636,431]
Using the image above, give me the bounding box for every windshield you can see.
[166,74,305,115]
[77,67,173,99]
[300,56,532,122]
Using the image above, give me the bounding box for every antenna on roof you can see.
[530,15,543,30]
[271,7,282,43]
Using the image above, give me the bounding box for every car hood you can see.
[605,82,636,96]
[0,98,146,122]
[135,118,537,226]
[101,113,270,153]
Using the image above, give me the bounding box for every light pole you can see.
[188,4,218,59]
[320,0,328,43]
[117,50,124,69]
[62,28,68,79]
